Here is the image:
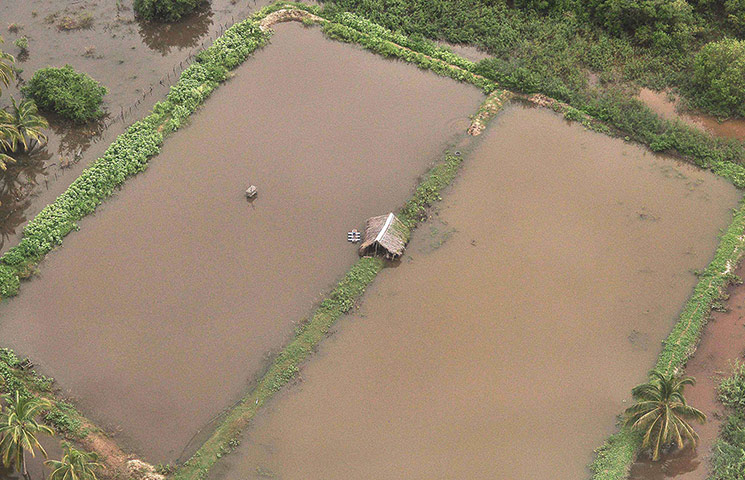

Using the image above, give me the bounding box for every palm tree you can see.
[0,113,19,171]
[624,371,706,461]
[0,392,54,479]
[46,443,101,480]
[5,97,48,152]
[0,37,15,95]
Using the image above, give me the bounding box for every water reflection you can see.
[137,5,214,56]
[0,148,51,250]
[629,447,701,480]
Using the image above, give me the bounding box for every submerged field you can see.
[207,105,740,480]
[0,23,483,464]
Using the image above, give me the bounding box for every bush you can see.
[710,362,745,480]
[687,39,745,117]
[22,65,107,123]
[133,0,205,22]
[587,0,699,51]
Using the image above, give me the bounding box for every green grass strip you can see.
[589,200,745,480]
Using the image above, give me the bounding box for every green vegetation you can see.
[688,39,745,118]
[46,443,101,480]
[0,38,48,172]
[13,36,28,55]
[624,371,706,461]
[22,66,107,123]
[133,0,205,22]
[0,391,54,478]
[0,96,49,152]
[709,361,745,480]
[320,12,495,92]
[0,38,13,94]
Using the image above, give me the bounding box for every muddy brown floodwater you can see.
[207,104,740,480]
[0,23,484,464]
[630,263,745,480]
[638,88,745,142]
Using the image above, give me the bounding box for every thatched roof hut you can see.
[358,213,410,259]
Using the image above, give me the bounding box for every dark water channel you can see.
[207,105,740,480]
[0,23,483,463]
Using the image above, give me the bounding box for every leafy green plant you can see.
[687,39,745,117]
[709,362,745,480]
[0,37,14,96]
[46,443,101,480]
[0,97,48,152]
[624,371,706,461]
[133,0,206,22]
[0,391,54,477]
[13,37,27,54]
[22,65,107,123]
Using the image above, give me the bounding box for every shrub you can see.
[587,0,699,51]
[22,65,107,123]
[687,39,745,117]
[13,36,28,53]
[710,362,745,480]
[133,0,205,22]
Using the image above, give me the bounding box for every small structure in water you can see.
[347,229,361,243]
[358,213,409,259]
[245,185,258,198]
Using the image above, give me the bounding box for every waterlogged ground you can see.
[208,105,740,480]
[638,88,745,142]
[0,23,483,463]
[0,0,288,248]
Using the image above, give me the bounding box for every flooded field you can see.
[630,263,745,480]
[639,88,745,142]
[0,23,484,463]
[0,0,286,247]
[208,105,740,480]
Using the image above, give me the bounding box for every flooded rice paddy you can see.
[0,23,484,463]
[208,104,740,480]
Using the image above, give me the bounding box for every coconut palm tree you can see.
[624,371,706,461]
[46,443,101,480]
[0,38,14,95]
[4,97,48,153]
[0,120,19,170]
[0,391,54,479]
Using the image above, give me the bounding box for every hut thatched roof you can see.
[358,213,410,258]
